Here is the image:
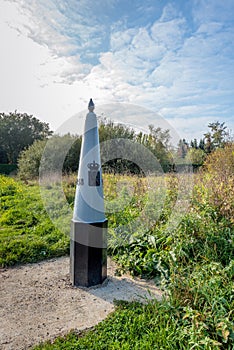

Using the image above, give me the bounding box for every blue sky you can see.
[0,0,233,141]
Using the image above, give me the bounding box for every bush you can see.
[18,140,47,180]
[203,142,234,177]
[200,143,234,223]
[18,135,82,180]
[186,148,206,166]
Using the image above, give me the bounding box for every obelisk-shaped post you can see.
[70,99,107,287]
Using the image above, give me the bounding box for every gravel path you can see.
[0,256,162,350]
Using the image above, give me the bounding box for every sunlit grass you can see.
[0,175,69,267]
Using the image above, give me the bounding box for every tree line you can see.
[0,112,52,164]
[0,111,232,178]
[176,121,230,167]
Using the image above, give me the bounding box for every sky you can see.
[0,0,234,142]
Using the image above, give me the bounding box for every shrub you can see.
[18,135,82,180]
[203,142,234,178]
[200,143,234,223]
[18,140,47,180]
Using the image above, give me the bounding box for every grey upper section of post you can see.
[73,99,106,223]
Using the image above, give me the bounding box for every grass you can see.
[33,272,234,350]
[0,170,233,349]
[0,175,69,267]
[32,300,193,350]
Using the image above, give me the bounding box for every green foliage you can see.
[204,121,229,153]
[200,143,234,223]
[99,118,173,174]
[186,148,206,166]
[99,118,135,141]
[18,135,82,179]
[0,176,69,267]
[109,201,233,278]
[168,261,234,348]
[0,111,52,163]
[18,140,47,179]
[105,171,233,348]
[140,124,172,172]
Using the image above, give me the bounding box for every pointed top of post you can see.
[88,98,95,112]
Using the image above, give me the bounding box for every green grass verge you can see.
[0,175,69,267]
[33,300,185,350]
[33,291,233,350]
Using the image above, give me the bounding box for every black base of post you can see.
[70,220,107,287]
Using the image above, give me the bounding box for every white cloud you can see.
[7,0,75,54]
[151,19,186,51]
[0,0,233,141]
[0,0,100,123]
[7,0,113,57]
[110,28,137,51]
[192,0,234,25]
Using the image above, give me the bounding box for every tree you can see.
[0,111,52,163]
[98,119,172,174]
[98,118,137,174]
[186,148,206,166]
[190,138,198,149]
[139,125,172,172]
[204,121,229,153]
[204,132,212,154]
[203,143,234,222]
[177,139,189,158]
[198,139,205,151]
[98,118,135,142]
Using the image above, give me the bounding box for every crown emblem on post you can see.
[87,160,99,170]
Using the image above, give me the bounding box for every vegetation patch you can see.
[0,176,69,267]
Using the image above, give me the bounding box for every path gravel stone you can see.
[0,256,162,350]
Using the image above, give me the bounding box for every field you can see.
[0,162,233,348]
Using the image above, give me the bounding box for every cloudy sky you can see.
[1,0,233,141]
